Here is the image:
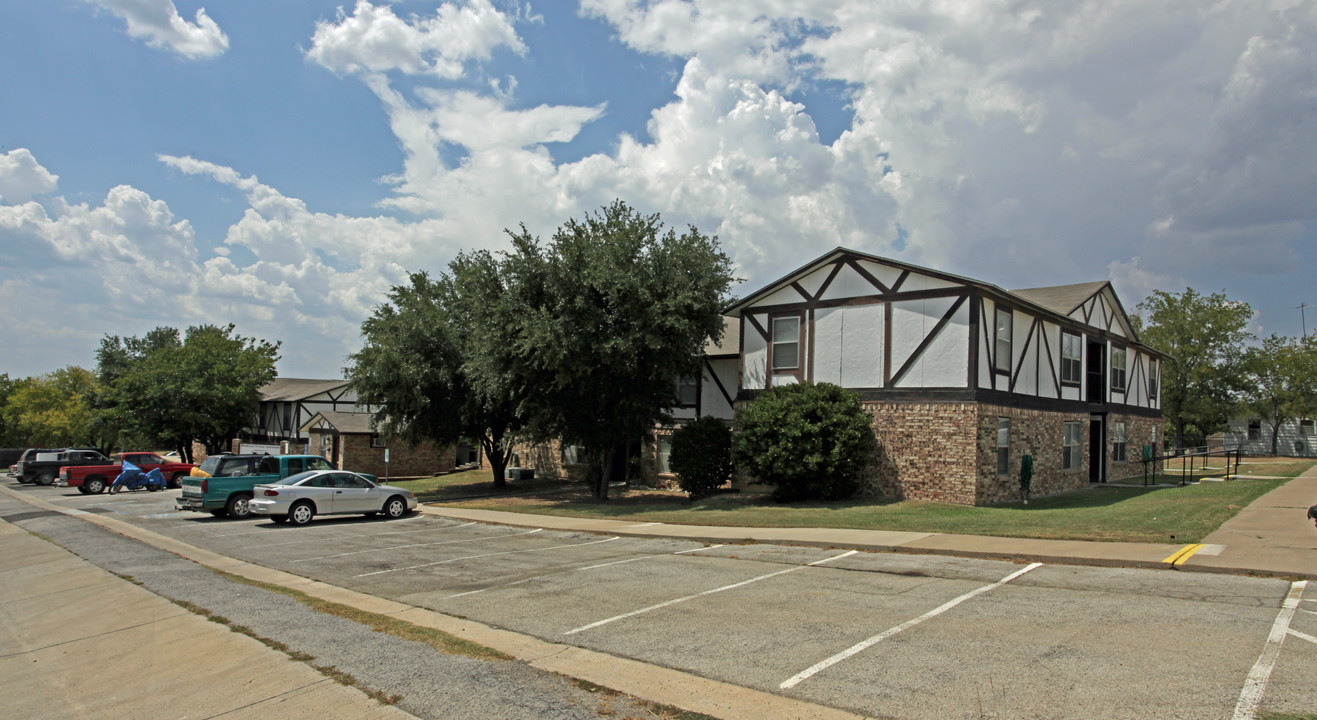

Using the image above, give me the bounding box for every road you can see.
[6,480,1315,720]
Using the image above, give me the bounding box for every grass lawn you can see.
[382,468,577,501]
[434,459,1316,544]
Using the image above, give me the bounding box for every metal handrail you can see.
[1142,444,1243,486]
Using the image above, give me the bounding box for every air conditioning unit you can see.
[505,467,535,481]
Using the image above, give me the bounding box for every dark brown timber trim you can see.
[889,295,968,388]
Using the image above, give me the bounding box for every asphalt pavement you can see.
[1,464,1314,720]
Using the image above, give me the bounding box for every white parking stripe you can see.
[779,562,1043,689]
[1288,628,1317,645]
[564,550,858,636]
[241,521,477,549]
[355,536,621,577]
[292,528,542,562]
[440,543,725,600]
[1233,580,1308,720]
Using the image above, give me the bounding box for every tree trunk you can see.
[1270,421,1281,456]
[596,445,619,500]
[481,435,508,489]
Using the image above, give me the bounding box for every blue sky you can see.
[3,0,1316,379]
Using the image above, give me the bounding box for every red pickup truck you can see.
[61,452,196,494]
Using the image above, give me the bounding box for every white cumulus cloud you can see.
[307,0,525,77]
[85,0,229,59]
[0,149,59,205]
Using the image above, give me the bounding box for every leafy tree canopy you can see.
[98,324,279,459]
[346,262,525,487]
[502,200,737,499]
[1,366,101,448]
[1134,288,1253,448]
[1238,334,1317,455]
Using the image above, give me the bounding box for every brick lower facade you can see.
[305,431,456,478]
[646,401,1161,506]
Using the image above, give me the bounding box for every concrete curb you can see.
[0,483,872,720]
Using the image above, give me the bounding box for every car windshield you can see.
[273,471,319,486]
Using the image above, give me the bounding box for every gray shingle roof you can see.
[259,378,350,402]
[1010,281,1110,317]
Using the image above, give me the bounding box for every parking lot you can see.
[8,480,1316,720]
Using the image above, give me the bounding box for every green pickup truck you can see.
[176,454,376,519]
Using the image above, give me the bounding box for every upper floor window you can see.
[1110,347,1127,393]
[1247,421,1261,441]
[771,316,801,370]
[1061,331,1082,385]
[995,308,1013,373]
[675,376,699,406]
[1148,359,1160,400]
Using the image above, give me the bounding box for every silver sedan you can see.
[248,470,417,525]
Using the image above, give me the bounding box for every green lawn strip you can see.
[569,679,722,720]
[437,461,1315,543]
[212,569,510,661]
[382,467,578,500]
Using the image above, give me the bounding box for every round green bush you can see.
[668,416,733,498]
[731,382,871,502]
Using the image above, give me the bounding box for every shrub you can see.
[668,416,734,498]
[731,382,872,502]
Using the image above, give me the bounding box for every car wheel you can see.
[169,473,186,489]
[225,493,253,520]
[84,477,107,494]
[271,514,289,524]
[76,484,90,494]
[288,501,314,526]
[37,472,55,486]
[383,496,408,519]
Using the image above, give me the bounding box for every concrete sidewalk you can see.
[421,464,1317,580]
[0,520,418,720]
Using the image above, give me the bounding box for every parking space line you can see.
[1288,628,1317,646]
[354,536,621,578]
[564,550,858,636]
[241,521,478,549]
[1232,580,1308,720]
[441,543,725,600]
[674,544,723,554]
[779,562,1043,689]
[291,528,543,562]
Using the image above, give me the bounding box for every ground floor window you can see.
[657,435,673,474]
[1111,421,1127,462]
[1063,421,1082,471]
[562,444,589,465]
[996,418,1010,476]
[1248,420,1262,441]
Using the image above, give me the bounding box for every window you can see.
[996,418,1010,476]
[995,308,1013,373]
[370,434,387,448]
[308,456,334,472]
[675,376,699,406]
[1300,419,1315,436]
[1247,421,1262,441]
[1112,421,1127,462]
[1063,421,1083,471]
[657,435,673,474]
[771,316,800,370]
[1061,332,1082,385]
[1110,347,1127,392]
[562,444,589,465]
[1148,359,1159,400]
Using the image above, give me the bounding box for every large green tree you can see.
[1239,334,1317,455]
[1134,288,1253,448]
[501,200,736,499]
[98,324,280,459]
[345,262,525,488]
[1,367,102,447]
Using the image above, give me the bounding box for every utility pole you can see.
[1296,302,1310,337]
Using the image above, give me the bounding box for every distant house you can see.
[241,378,365,449]
[1223,417,1317,457]
[646,247,1166,505]
[300,410,466,478]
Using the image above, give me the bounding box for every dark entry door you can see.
[1089,415,1105,483]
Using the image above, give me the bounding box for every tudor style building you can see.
[669,248,1166,505]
